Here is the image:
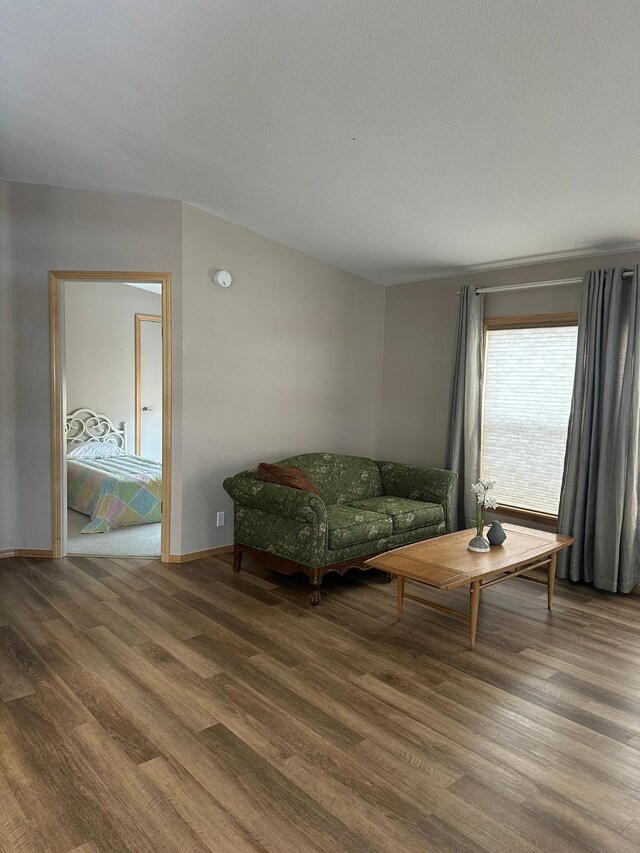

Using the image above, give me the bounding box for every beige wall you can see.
[64,281,162,448]
[5,182,385,555]
[0,179,16,550]
[180,203,386,552]
[379,251,640,470]
[8,183,183,551]
[7,176,638,554]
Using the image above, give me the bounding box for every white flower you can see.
[471,479,498,509]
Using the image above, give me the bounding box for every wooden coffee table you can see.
[366,524,574,650]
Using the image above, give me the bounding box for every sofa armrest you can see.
[376,461,458,533]
[223,476,327,524]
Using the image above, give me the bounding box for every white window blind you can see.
[481,324,578,515]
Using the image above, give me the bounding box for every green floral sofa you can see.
[223,452,457,605]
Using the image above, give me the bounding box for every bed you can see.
[66,408,162,534]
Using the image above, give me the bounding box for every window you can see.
[481,314,578,518]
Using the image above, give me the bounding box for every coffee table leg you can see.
[548,552,557,610]
[397,576,405,618]
[469,580,481,650]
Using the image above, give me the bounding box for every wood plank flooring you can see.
[1,552,640,852]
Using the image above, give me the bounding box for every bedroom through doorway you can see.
[50,272,172,560]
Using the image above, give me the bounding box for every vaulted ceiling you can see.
[2,1,640,283]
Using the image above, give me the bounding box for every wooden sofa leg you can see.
[309,569,322,606]
[232,546,243,573]
[382,571,394,583]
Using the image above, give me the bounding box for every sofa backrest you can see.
[276,452,384,505]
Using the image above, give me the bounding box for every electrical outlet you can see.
[216,511,226,527]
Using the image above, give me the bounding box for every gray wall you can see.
[8,183,183,551]
[379,251,640,470]
[180,203,386,552]
[0,179,16,550]
[65,281,162,446]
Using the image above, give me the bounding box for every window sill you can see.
[491,504,558,528]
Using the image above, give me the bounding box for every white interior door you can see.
[138,317,162,461]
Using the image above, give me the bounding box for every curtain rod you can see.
[473,269,634,295]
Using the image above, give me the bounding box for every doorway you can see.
[50,271,172,561]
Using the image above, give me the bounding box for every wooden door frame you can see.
[49,271,172,562]
[134,313,162,456]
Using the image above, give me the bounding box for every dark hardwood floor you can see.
[1,551,640,852]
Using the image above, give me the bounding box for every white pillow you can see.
[67,442,126,459]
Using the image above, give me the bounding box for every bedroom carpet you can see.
[67,508,161,557]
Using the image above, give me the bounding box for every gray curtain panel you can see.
[446,285,485,530]
[558,266,640,593]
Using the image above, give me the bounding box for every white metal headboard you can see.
[65,408,128,451]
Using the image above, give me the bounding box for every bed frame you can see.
[65,408,128,452]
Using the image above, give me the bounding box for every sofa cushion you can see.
[326,504,393,550]
[346,496,444,534]
[277,453,384,505]
[257,462,320,495]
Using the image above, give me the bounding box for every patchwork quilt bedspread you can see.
[67,455,162,533]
